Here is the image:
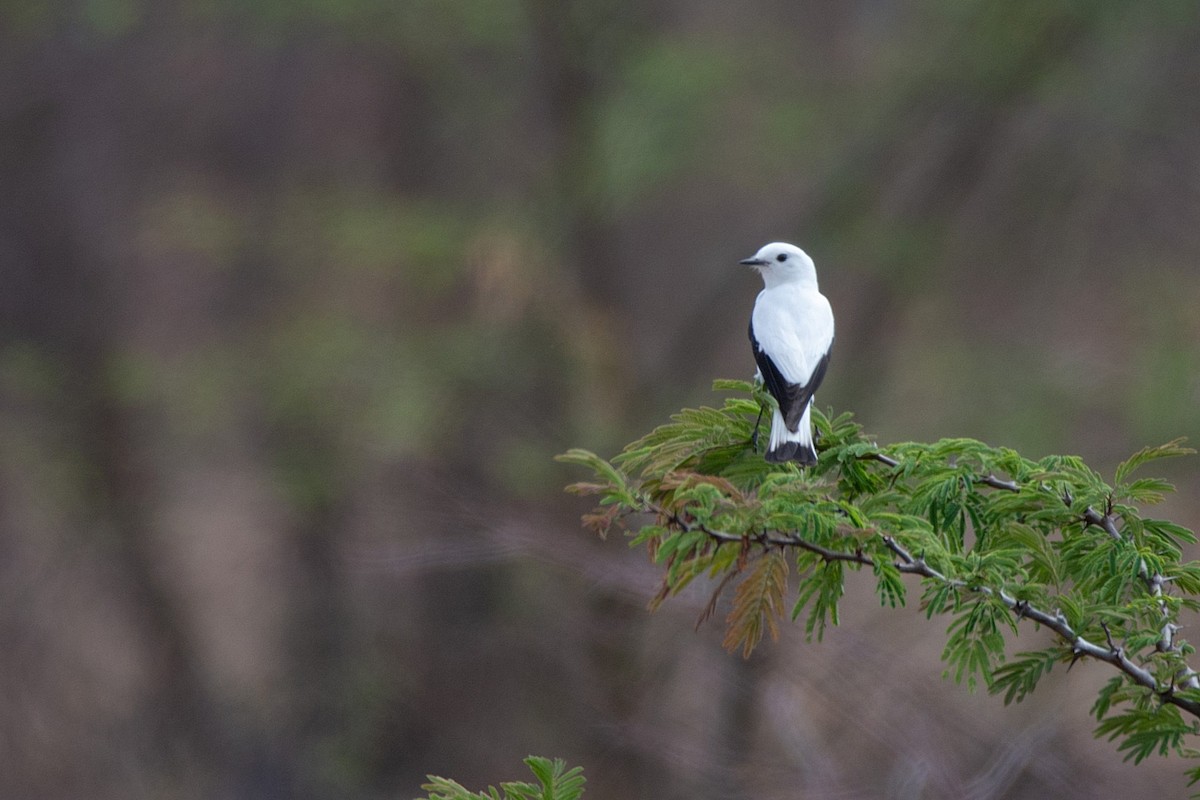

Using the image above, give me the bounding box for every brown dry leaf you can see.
[582,505,621,538]
[723,550,790,658]
[660,471,745,501]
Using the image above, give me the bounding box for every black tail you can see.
[766,440,817,465]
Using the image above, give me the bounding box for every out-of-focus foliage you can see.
[419,756,585,800]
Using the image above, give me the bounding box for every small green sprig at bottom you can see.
[558,379,1200,791]
[418,756,585,800]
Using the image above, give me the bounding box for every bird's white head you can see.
[739,242,817,289]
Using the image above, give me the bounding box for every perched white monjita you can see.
[740,242,835,464]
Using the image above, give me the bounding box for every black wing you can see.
[749,319,832,432]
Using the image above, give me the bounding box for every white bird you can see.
[740,242,834,465]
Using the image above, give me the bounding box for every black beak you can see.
[739,257,768,266]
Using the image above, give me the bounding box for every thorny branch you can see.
[645,449,1200,720]
[872,450,1197,691]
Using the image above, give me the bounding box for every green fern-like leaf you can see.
[991,647,1062,705]
[419,776,504,800]
[1115,439,1193,485]
[520,756,585,800]
[418,757,585,800]
[1096,705,1195,765]
[873,558,906,608]
[793,557,844,641]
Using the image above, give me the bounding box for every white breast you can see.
[752,283,834,384]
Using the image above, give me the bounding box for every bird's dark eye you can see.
[776,253,787,262]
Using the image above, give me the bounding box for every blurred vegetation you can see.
[419,756,585,800]
[1,0,1200,798]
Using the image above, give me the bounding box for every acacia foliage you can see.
[418,756,585,800]
[559,380,1200,786]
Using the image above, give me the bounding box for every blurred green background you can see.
[3,1,1200,798]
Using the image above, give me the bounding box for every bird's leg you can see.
[750,406,765,451]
